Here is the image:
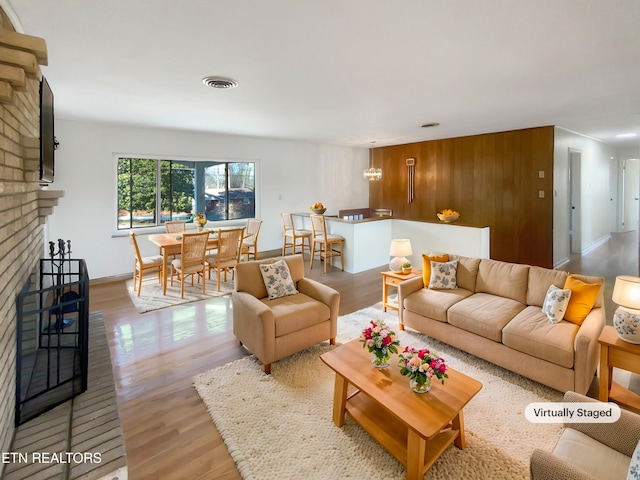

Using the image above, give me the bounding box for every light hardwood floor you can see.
[93,233,638,480]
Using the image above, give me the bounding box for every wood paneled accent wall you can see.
[0,9,48,461]
[369,126,554,267]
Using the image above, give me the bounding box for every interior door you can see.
[623,158,640,232]
[569,149,582,254]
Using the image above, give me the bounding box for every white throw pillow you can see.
[542,284,572,323]
[428,260,458,290]
[628,438,640,480]
[259,260,298,300]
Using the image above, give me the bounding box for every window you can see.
[117,157,255,230]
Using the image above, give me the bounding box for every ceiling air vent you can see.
[202,76,238,89]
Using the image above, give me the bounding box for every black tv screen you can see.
[39,76,55,183]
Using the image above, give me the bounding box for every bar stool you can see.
[309,214,344,273]
[281,213,312,257]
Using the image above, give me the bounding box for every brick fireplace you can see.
[0,7,59,465]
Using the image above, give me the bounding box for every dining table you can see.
[148,231,219,295]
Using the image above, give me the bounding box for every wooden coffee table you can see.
[320,339,482,480]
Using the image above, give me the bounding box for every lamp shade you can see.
[389,239,412,257]
[612,276,640,309]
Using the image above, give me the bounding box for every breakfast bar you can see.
[293,214,490,273]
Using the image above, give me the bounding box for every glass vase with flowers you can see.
[360,320,400,368]
[194,212,207,231]
[398,346,448,393]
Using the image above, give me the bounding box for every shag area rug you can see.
[194,306,563,479]
[126,273,234,313]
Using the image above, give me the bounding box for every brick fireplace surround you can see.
[0,7,55,469]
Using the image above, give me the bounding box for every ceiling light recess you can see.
[202,76,238,89]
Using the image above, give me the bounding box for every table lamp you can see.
[389,239,412,272]
[612,275,640,344]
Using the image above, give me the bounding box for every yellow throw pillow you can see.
[563,275,600,325]
[422,253,449,287]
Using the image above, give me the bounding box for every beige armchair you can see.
[530,391,640,480]
[232,254,340,374]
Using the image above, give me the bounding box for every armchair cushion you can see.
[264,293,331,337]
[259,259,298,299]
[551,427,630,480]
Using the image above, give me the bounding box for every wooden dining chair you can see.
[242,219,262,261]
[164,220,186,259]
[170,231,210,298]
[281,213,312,257]
[205,227,244,292]
[309,214,345,273]
[129,231,164,296]
[165,221,186,233]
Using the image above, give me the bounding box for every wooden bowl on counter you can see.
[437,213,460,223]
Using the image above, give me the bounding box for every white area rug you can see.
[126,273,234,313]
[194,306,563,479]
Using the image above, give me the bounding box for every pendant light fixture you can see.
[363,141,382,182]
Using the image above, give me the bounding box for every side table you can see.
[381,270,422,312]
[598,325,640,413]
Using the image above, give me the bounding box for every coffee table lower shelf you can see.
[346,391,460,478]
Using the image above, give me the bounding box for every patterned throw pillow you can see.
[629,438,640,480]
[259,260,298,300]
[428,260,458,290]
[541,284,572,323]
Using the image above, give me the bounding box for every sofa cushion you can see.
[421,253,449,287]
[404,288,473,322]
[450,255,481,292]
[262,292,331,337]
[526,266,569,307]
[448,293,526,342]
[564,274,602,325]
[552,428,630,480]
[428,260,458,289]
[476,259,530,304]
[502,306,578,368]
[542,284,572,324]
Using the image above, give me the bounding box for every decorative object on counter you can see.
[612,275,640,344]
[310,202,326,214]
[401,262,412,275]
[437,208,460,223]
[388,238,412,272]
[363,140,382,181]
[398,345,448,393]
[360,319,400,369]
[194,212,207,231]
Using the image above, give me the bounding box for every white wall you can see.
[553,127,618,267]
[46,119,369,279]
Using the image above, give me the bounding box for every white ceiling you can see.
[6,0,640,148]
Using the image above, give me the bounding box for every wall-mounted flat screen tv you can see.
[39,76,55,184]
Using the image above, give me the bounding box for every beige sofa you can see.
[398,256,606,394]
[232,254,340,374]
[530,391,640,479]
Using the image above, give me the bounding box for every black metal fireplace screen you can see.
[15,240,89,426]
